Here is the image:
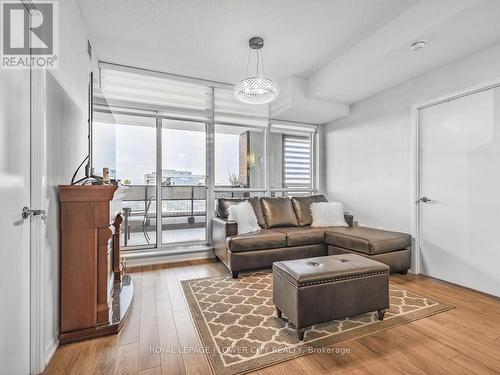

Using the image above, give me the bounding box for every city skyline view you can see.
[93,121,241,185]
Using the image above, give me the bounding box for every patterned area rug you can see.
[181,272,452,375]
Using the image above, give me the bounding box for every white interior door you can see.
[0,3,32,370]
[0,67,31,372]
[419,87,500,297]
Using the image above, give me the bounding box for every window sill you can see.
[122,244,214,267]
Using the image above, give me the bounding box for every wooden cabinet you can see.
[59,185,133,344]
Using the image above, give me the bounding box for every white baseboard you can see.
[44,332,59,368]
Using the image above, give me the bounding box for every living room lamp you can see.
[234,37,279,104]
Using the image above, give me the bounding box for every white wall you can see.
[324,111,413,231]
[41,0,97,367]
[323,42,500,271]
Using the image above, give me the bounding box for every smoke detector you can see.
[409,40,427,52]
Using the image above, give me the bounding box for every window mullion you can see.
[265,121,271,197]
[155,116,162,247]
[206,87,215,246]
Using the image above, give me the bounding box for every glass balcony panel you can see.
[162,120,207,244]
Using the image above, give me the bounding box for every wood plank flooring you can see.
[44,259,500,375]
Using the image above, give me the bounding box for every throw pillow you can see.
[227,201,261,234]
[310,202,348,227]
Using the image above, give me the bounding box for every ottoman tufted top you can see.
[273,254,389,287]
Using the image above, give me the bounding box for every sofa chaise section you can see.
[325,226,411,274]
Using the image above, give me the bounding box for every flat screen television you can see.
[71,71,102,184]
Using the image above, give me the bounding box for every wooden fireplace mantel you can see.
[59,185,133,344]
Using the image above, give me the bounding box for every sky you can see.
[93,122,239,185]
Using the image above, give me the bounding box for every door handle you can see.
[419,196,431,203]
[22,207,46,219]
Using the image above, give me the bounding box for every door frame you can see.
[412,79,500,276]
[156,118,211,248]
[30,68,49,373]
[17,0,49,372]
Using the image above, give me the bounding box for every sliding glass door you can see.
[93,114,207,249]
[161,120,207,244]
[93,113,157,248]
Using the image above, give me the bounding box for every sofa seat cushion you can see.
[226,230,287,253]
[273,227,325,246]
[324,226,410,255]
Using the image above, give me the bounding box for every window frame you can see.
[268,122,317,197]
[93,62,319,253]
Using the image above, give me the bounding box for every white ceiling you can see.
[78,0,500,117]
[77,0,416,84]
[309,0,500,103]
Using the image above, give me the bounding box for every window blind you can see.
[96,65,271,127]
[97,65,211,120]
[214,87,269,127]
[282,134,312,188]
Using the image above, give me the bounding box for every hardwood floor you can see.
[44,259,500,375]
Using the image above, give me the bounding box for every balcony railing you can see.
[119,185,314,248]
[121,184,206,247]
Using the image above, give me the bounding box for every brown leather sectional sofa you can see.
[212,195,411,278]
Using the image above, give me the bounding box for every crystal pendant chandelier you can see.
[234,37,279,104]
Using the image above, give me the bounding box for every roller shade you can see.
[96,65,272,127]
[97,65,211,120]
[270,121,318,134]
[214,87,269,127]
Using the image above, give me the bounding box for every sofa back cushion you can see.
[291,195,328,226]
[216,197,266,228]
[261,197,299,228]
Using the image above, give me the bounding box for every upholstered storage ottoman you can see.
[272,254,389,340]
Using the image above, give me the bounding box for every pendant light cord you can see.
[256,49,260,77]
[245,42,266,78]
[261,49,266,77]
[245,47,251,77]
